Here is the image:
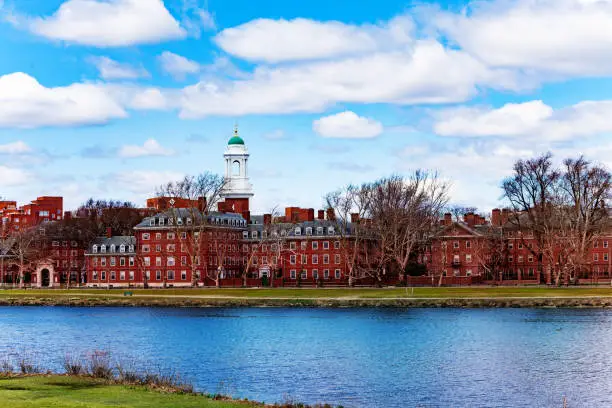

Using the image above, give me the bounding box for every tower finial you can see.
[233,122,239,137]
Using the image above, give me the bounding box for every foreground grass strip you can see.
[0,376,262,408]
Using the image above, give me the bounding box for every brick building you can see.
[1,196,63,236]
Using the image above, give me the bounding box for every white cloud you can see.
[0,72,126,128]
[0,166,30,186]
[432,0,612,76]
[199,10,216,31]
[313,111,383,138]
[179,41,525,117]
[88,56,149,80]
[433,100,612,141]
[262,129,286,140]
[215,16,414,63]
[0,141,32,154]
[118,139,175,158]
[27,0,185,47]
[158,51,200,79]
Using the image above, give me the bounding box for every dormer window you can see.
[120,245,125,253]
[149,219,155,226]
[128,245,134,252]
[306,227,312,236]
[101,245,106,253]
[295,227,301,236]
[110,244,116,253]
[251,231,258,238]
[177,218,183,225]
[243,231,249,239]
[328,227,335,235]
[317,227,323,235]
[92,245,98,253]
[187,218,192,225]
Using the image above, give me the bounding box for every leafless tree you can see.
[7,229,43,288]
[369,172,450,283]
[502,153,561,284]
[325,183,374,286]
[447,205,478,222]
[557,157,611,283]
[156,172,228,287]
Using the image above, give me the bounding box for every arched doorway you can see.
[41,269,50,287]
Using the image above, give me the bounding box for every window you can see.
[101,245,107,253]
[52,241,59,247]
[295,227,301,236]
[312,241,318,250]
[177,218,183,226]
[301,255,308,264]
[518,255,524,263]
[149,219,155,226]
[306,227,312,235]
[156,270,161,280]
[129,271,134,281]
[334,241,340,249]
[594,241,599,248]
[604,241,609,248]
[142,233,150,240]
[465,254,472,262]
[145,271,151,280]
[335,269,341,279]
[335,254,341,264]
[167,270,175,280]
[301,241,307,250]
[518,243,524,249]
[144,257,150,266]
[110,271,116,280]
[251,231,258,238]
[312,269,318,279]
[119,258,125,266]
[142,245,150,253]
[120,245,125,253]
[120,271,126,281]
[323,241,329,250]
[290,269,296,279]
[156,257,162,266]
[129,257,134,266]
[594,253,599,261]
[181,256,187,265]
[466,269,472,276]
[181,271,187,281]
[101,258,106,266]
[312,254,318,264]
[323,269,329,279]
[604,254,609,262]
[528,268,535,277]
[243,231,249,239]
[328,227,334,235]
[181,232,187,239]
[508,242,513,249]
[290,255,296,265]
[508,255,513,263]
[290,242,297,250]
[528,255,534,263]
[323,254,329,264]
[466,241,471,248]
[101,271,106,280]
[168,257,175,266]
[155,244,161,252]
[128,245,134,253]
[301,270,307,279]
[167,244,175,252]
[155,233,162,240]
[453,241,459,249]
[92,271,98,280]
[92,245,98,253]
[167,232,175,240]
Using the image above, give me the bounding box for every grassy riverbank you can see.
[2,286,612,307]
[0,375,271,407]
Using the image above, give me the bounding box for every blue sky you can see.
[0,0,611,214]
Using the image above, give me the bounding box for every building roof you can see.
[228,136,245,145]
[134,208,246,229]
[87,236,136,254]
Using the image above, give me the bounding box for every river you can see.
[0,307,609,407]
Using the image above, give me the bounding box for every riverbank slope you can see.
[2,287,612,307]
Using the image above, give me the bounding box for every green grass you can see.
[3,286,612,300]
[0,376,261,408]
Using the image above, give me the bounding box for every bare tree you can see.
[557,157,611,283]
[7,229,43,288]
[502,153,561,284]
[448,205,478,222]
[325,183,374,286]
[370,172,450,283]
[156,172,228,287]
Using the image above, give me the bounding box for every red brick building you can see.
[1,196,63,236]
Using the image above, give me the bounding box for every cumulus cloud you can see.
[179,41,525,117]
[433,100,612,141]
[88,56,149,80]
[118,139,175,158]
[0,141,32,154]
[0,166,30,186]
[215,16,414,63]
[0,72,126,128]
[431,0,612,76]
[27,0,185,47]
[158,51,200,79]
[313,111,383,138]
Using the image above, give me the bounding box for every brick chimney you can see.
[350,213,359,223]
[464,212,476,227]
[443,213,452,225]
[501,208,510,225]
[263,214,272,225]
[106,227,112,238]
[491,208,501,226]
[198,196,207,212]
[318,210,325,220]
[326,208,336,221]
[306,208,315,222]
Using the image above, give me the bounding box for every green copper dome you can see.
[228,135,245,145]
[228,125,245,145]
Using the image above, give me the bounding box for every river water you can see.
[0,306,610,407]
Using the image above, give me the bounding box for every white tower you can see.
[222,125,254,199]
